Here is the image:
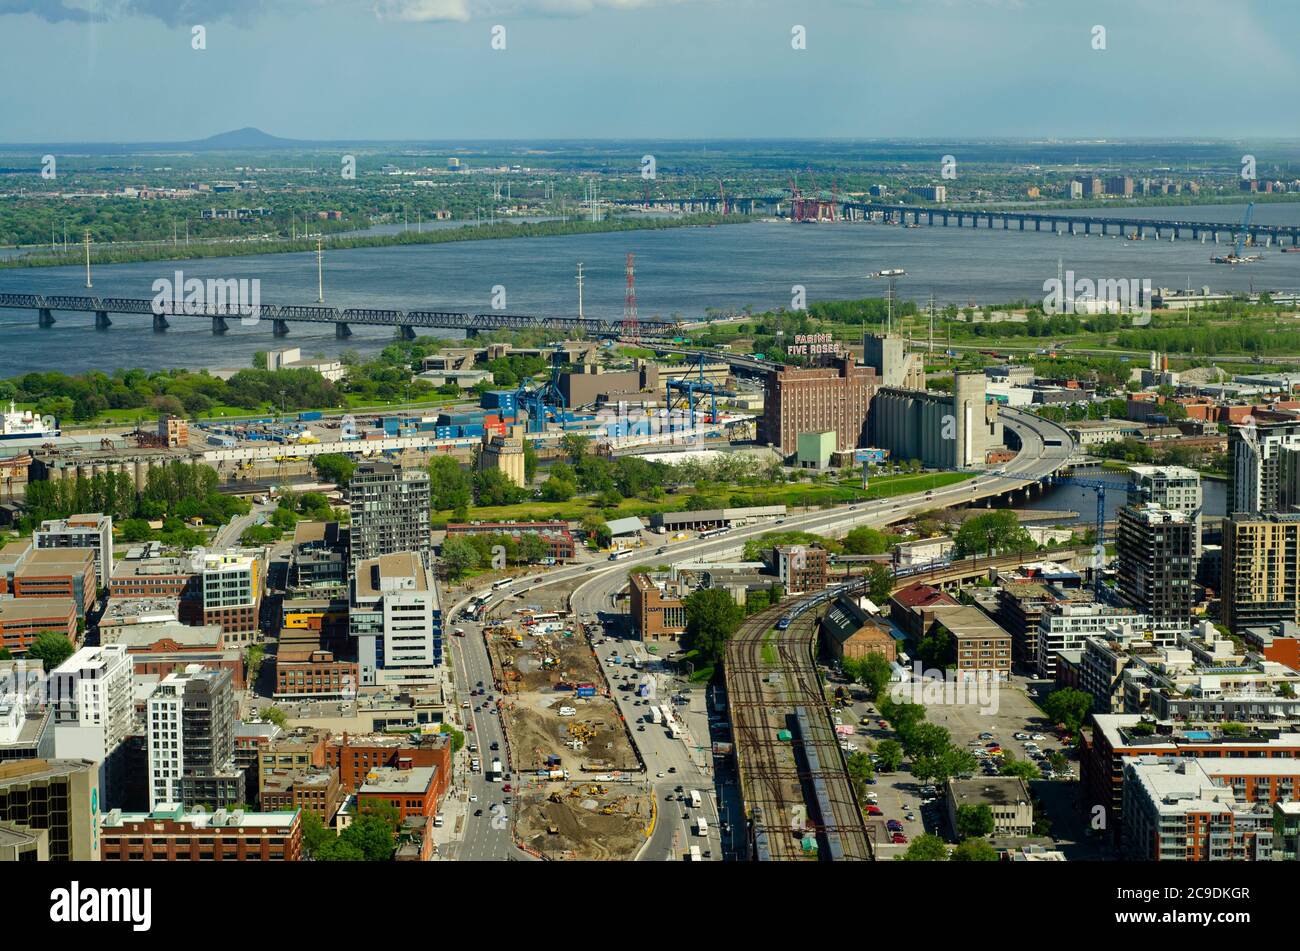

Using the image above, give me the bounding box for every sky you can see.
[1,0,1298,143]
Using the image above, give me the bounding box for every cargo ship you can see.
[0,402,60,441]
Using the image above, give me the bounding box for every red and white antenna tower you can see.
[623,251,639,341]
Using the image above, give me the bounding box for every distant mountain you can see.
[181,127,307,150]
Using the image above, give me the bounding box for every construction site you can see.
[515,783,654,861]
[482,590,648,859]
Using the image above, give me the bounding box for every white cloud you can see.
[372,0,696,23]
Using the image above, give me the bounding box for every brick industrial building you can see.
[761,357,878,456]
[629,571,688,641]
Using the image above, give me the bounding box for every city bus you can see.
[698,526,729,539]
[491,578,514,590]
[608,549,633,561]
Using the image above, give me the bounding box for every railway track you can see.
[725,604,873,861]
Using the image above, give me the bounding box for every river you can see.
[1,202,1298,376]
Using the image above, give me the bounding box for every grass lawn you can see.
[762,629,778,666]
[435,470,975,524]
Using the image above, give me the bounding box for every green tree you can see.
[428,456,472,513]
[1042,687,1092,733]
[682,587,744,667]
[843,526,890,556]
[262,706,288,728]
[312,453,357,486]
[875,739,904,772]
[900,833,949,862]
[864,563,894,603]
[998,748,1042,780]
[956,803,995,838]
[440,536,480,580]
[954,510,1033,558]
[25,630,74,669]
[855,652,893,701]
[951,838,999,862]
[846,751,875,798]
[540,476,576,502]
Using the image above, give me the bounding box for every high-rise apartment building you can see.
[146,664,244,811]
[1116,503,1195,627]
[1227,419,1300,515]
[199,550,262,644]
[1129,465,1203,555]
[50,644,133,807]
[1221,512,1300,633]
[349,462,432,568]
[350,552,442,687]
[34,512,114,589]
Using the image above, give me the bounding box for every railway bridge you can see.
[0,292,678,339]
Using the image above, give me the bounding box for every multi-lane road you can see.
[440,407,1072,860]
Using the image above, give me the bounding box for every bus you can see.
[687,845,702,861]
[489,759,503,782]
[522,612,562,627]
[491,578,514,590]
[698,526,729,539]
[689,789,702,809]
[609,549,633,561]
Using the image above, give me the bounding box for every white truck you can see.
[489,759,503,782]
[648,707,663,725]
[689,789,702,809]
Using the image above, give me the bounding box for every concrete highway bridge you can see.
[614,194,1300,246]
[0,292,678,339]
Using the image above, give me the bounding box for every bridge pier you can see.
[398,325,416,341]
[335,322,352,339]
[94,310,111,329]
[152,313,169,332]
[1084,222,1092,236]
[1035,220,1041,232]
[212,316,228,334]
[272,319,290,337]
[38,307,54,327]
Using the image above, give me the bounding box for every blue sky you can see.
[1,0,1298,142]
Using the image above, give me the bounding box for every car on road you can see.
[490,741,499,750]
[905,813,915,821]
[656,771,665,778]
[474,809,483,816]
[886,819,904,832]
[891,833,908,844]
[469,794,478,802]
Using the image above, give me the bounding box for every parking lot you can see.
[828,673,1079,856]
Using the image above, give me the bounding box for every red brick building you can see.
[260,767,343,823]
[889,582,960,640]
[328,732,453,795]
[762,357,878,456]
[357,765,442,822]
[629,572,687,642]
[99,806,303,861]
[0,598,77,655]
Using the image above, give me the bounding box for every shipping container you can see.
[297,411,323,421]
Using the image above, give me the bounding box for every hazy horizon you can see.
[1,0,1298,142]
